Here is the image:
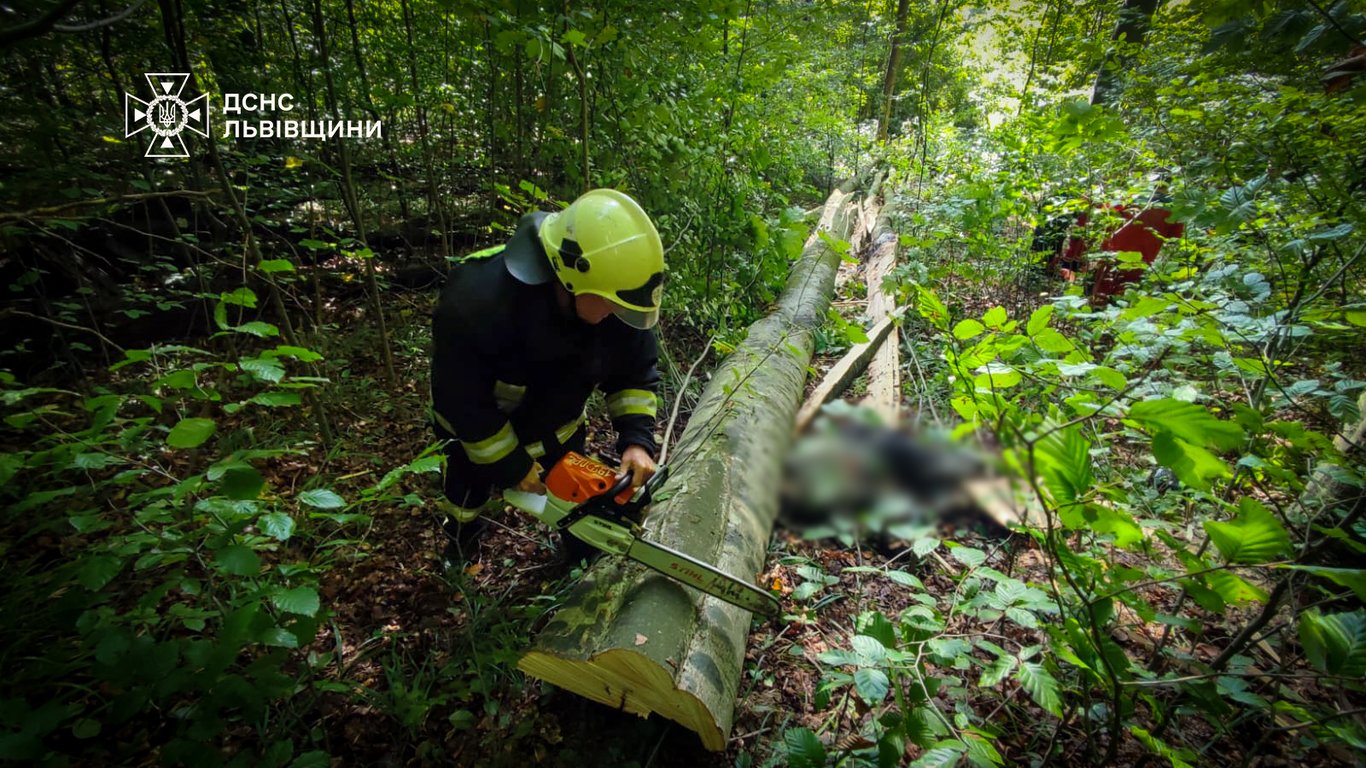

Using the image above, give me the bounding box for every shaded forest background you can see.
[1,0,1364,766]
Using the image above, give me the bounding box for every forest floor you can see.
[206,199,1353,768]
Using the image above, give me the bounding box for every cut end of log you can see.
[518,648,725,751]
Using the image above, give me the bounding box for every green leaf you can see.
[156,369,197,391]
[1307,223,1353,241]
[1298,610,1366,677]
[562,28,588,46]
[290,751,331,768]
[72,452,120,470]
[259,512,296,541]
[1036,425,1093,506]
[982,306,1008,329]
[912,537,940,557]
[241,358,285,383]
[1204,498,1291,564]
[234,321,280,338]
[1285,566,1366,600]
[859,611,898,648]
[1091,366,1127,390]
[71,718,101,740]
[953,319,985,340]
[979,652,1017,687]
[1203,569,1267,604]
[216,544,261,576]
[911,740,966,768]
[1005,607,1039,629]
[888,570,923,589]
[77,555,122,590]
[1130,725,1195,768]
[220,287,258,307]
[783,728,826,768]
[1152,432,1229,491]
[950,546,986,569]
[167,417,216,448]
[258,259,296,273]
[249,392,301,408]
[1016,661,1062,717]
[1033,328,1073,354]
[270,345,324,362]
[1126,399,1244,450]
[221,465,264,500]
[853,635,888,664]
[299,489,345,509]
[260,627,300,648]
[974,365,1021,390]
[1088,505,1144,548]
[963,733,1003,768]
[1027,305,1053,335]
[854,668,890,703]
[272,586,320,617]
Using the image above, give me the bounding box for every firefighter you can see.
[429,188,665,567]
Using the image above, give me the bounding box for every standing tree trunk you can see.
[157,0,334,444]
[518,184,861,750]
[310,0,396,386]
[876,0,910,143]
[1090,0,1160,106]
[399,0,452,260]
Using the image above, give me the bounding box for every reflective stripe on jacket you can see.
[430,213,660,490]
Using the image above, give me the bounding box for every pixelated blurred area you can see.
[779,401,1032,549]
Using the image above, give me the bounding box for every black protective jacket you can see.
[430,214,660,492]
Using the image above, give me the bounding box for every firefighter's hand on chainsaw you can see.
[619,445,657,489]
[514,461,546,494]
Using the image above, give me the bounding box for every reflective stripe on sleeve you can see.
[493,380,527,413]
[525,411,586,459]
[607,389,657,419]
[461,422,519,465]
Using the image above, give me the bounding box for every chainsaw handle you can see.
[605,472,634,500]
[640,464,669,504]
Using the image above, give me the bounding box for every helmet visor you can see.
[612,304,659,330]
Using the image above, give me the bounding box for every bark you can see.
[519,184,860,750]
[311,0,396,386]
[794,315,896,433]
[859,198,901,424]
[876,0,910,143]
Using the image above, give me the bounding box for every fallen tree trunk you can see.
[793,315,897,433]
[860,204,902,424]
[518,183,860,750]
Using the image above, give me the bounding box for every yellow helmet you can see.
[538,189,664,329]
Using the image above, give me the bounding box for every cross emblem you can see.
[124,73,209,158]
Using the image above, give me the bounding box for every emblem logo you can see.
[124,73,209,158]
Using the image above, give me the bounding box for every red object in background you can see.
[1048,204,1185,302]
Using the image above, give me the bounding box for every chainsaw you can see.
[503,452,781,618]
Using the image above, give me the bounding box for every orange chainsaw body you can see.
[545,452,634,505]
